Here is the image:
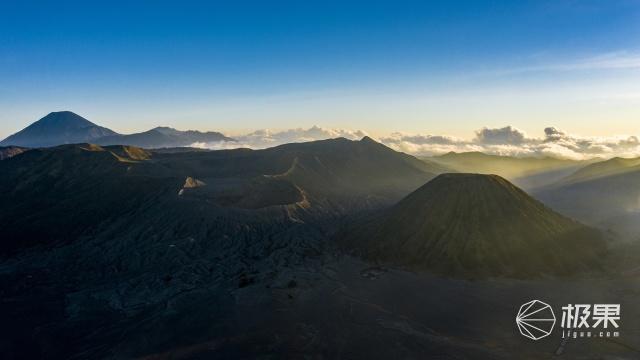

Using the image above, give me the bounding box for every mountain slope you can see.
[147,136,441,213]
[0,144,169,254]
[342,173,605,278]
[553,156,640,186]
[0,137,436,254]
[534,161,640,237]
[269,136,441,198]
[0,111,117,147]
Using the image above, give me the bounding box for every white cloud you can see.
[386,126,640,160]
[190,125,367,150]
[474,126,528,145]
[490,51,640,78]
[237,126,367,148]
[566,52,640,71]
[190,125,640,160]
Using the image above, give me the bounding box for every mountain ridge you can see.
[0,136,438,254]
[0,111,235,149]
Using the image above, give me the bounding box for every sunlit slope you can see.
[156,136,442,203]
[343,173,605,278]
[0,146,28,160]
[535,158,640,235]
[553,156,640,185]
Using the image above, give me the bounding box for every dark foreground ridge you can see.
[0,139,630,359]
[341,173,606,278]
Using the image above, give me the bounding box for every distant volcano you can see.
[342,173,606,277]
[0,111,235,149]
[0,111,117,147]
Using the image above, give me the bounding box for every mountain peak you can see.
[342,172,605,278]
[151,126,180,136]
[37,111,95,127]
[0,112,118,148]
[432,172,502,181]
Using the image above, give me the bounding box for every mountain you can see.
[0,139,623,359]
[0,111,235,149]
[0,146,28,160]
[341,173,606,278]
[0,111,117,147]
[426,151,586,190]
[0,137,437,254]
[534,158,640,237]
[95,126,234,148]
[552,156,640,186]
[0,137,444,357]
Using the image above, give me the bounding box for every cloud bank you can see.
[190,126,367,150]
[192,125,640,160]
[381,126,640,160]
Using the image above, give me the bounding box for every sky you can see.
[1,0,640,148]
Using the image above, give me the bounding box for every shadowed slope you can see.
[0,137,437,254]
[0,144,173,254]
[342,173,606,278]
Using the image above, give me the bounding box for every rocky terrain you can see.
[0,146,28,160]
[0,138,638,359]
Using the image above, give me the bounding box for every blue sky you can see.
[1,0,639,139]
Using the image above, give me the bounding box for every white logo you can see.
[516,300,556,340]
[516,300,621,340]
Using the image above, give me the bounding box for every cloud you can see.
[380,132,463,146]
[566,52,640,71]
[543,127,565,139]
[474,126,527,145]
[190,125,640,160]
[492,51,640,77]
[191,125,367,150]
[237,126,367,148]
[382,126,640,160]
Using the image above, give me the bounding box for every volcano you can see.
[342,173,606,277]
[0,111,117,147]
